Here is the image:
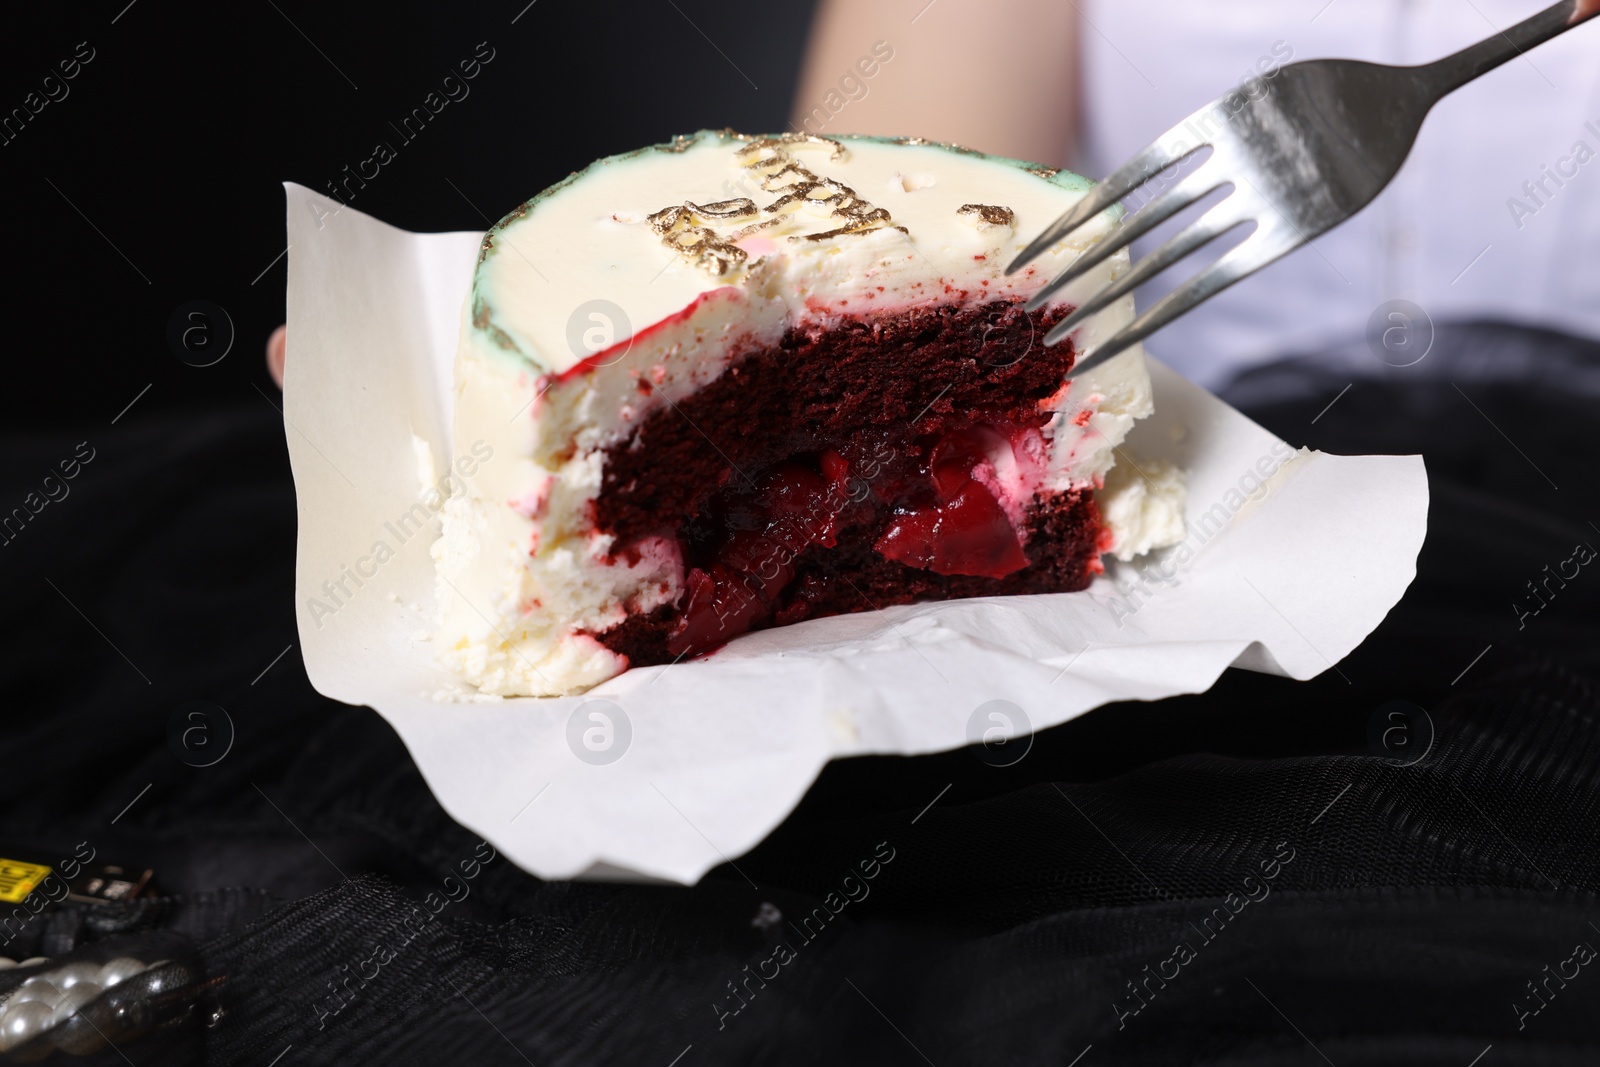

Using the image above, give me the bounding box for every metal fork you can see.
[1007,0,1597,378]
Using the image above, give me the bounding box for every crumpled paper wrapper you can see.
[282,183,1427,884]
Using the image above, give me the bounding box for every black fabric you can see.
[3,321,1599,1065]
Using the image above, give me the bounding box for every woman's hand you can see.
[1578,0,1599,21]
[267,325,286,389]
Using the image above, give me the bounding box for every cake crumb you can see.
[826,707,860,746]
[1097,458,1187,562]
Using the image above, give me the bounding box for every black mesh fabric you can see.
[3,322,1599,1065]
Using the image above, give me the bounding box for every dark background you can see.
[3,0,817,428]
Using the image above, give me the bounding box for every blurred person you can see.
[268,0,1599,390]
[792,0,1600,387]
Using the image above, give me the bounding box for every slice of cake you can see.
[432,130,1182,697]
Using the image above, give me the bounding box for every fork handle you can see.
[1423,0,1596,95]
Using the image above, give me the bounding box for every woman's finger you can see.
[267,324,287,388]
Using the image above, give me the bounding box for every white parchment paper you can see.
[281,183,1428,884]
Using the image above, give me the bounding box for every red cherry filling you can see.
[661,425,1032,658]
[665,461,854,657]
[874,483,1027,579]
[875,428,1027,579]
[665,563,768,660]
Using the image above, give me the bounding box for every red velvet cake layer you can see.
[591,300,1102,665]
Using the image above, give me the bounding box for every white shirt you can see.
[1078,0,1600,387]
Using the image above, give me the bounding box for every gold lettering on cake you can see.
[737,135,899,243]
[956,203,1015,230]
[646,198,771,277]
[648,132,902,277]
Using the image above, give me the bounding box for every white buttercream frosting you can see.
[1098,459,1188,562]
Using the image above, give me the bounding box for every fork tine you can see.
[1005,131,1206,276]
[1023,169,1228,312]
[1058,226,1300,379]
[1042,197,1251,346]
